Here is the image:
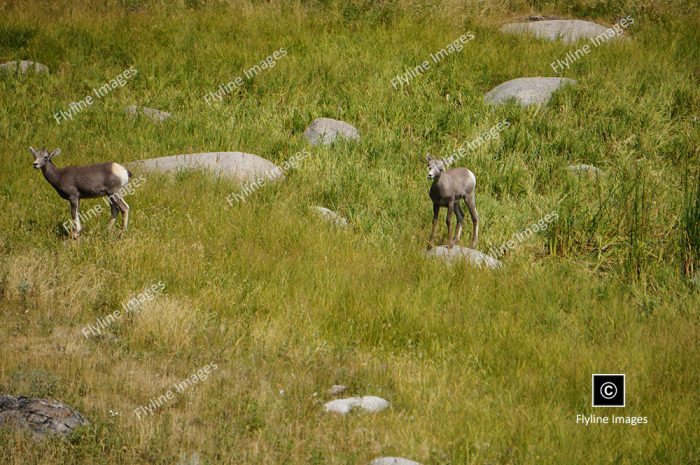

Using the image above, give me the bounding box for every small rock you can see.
[125,105,172,122]
[324,396,390,414]
[370,458,424,465]
[0,395,88,438]
[312,206,349,227]
[484,77,576,107]
[0,60,49,74]
[177,452,201,465]
[130,152,284,183]
[426,246,502,269]
[500,20,626,43]
[567,164,602,175]
[304,118,359,146]
[330,384,347,396]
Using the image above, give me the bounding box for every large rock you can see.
[500,20,624,43]
[131,152,284,183]
[484,77,576,106]
[324,396,390,414]
[304,118,359,146]
[370,458,424,465]
[0,396,88,438]
[0,60,49,74]
[426,246,502,269]
[311,206,349,227]
[125,105,172,122]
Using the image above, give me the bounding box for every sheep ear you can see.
[426,153,432,161]
[28,146,37,156]
[49,148,61,158]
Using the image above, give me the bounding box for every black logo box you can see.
[592,374,625,407]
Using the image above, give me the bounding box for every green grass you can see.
[1,1,699,464]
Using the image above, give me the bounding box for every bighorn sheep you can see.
[426,153,479,248]
[29,147,132,238]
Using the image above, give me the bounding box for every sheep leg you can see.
[446,201,454,248]
[107,195,119,230]
[69,197,81,239]
[429,204,440,247]
[454,203,465,245]
[112,194,130,231]
[466,191,479,248]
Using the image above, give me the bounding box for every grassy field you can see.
[1,0,699,464]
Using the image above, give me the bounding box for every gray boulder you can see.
[0,395,88,438]
[311,206,349,227]
[131,152,284,183]
[484,77,576,106]
[0,60,49,74]
[324,396,390,414]
[500,20,624,43]
[370,458,424,465]
[125,105,172,122]
[304,118,359,146]
[568,164,602,176]
[426,246,502,269]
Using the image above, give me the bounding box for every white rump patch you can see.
[467,169,477,186]
[111,163,130,187]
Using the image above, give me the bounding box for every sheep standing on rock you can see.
[426,153,479,248]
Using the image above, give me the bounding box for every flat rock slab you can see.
[426,246,502,269]
[131,152,284,183]
[500,20,623,43]
[370,458,424,465]
[484,77,576,106]
[568,164,602,175]
[0,60,49,74]
[0,395,88,437]
[324,396,390,414]
[126,105,172,122]
[312,206,349,227]
[304,118,359,146]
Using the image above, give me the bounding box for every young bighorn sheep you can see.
[426,153,479,248]
[29,147,132,238]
